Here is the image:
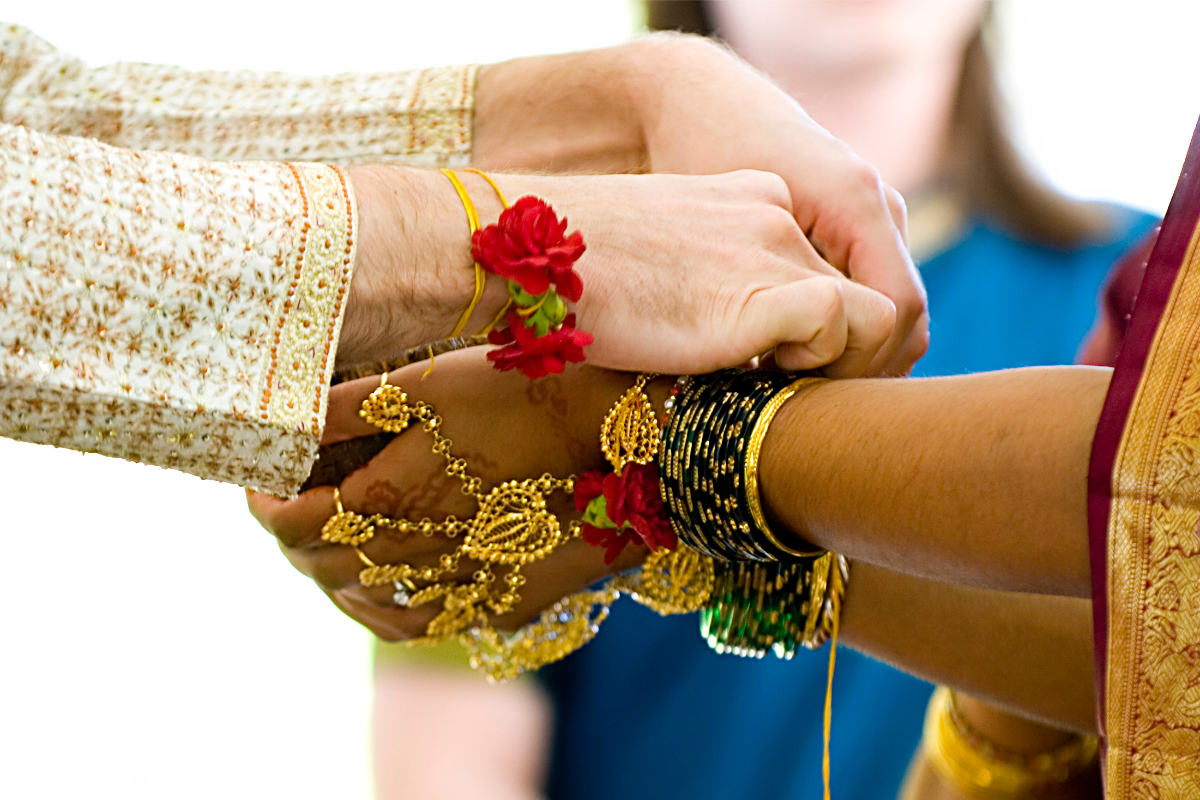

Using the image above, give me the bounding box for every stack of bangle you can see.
[659,368,846,659]
[659,369,825,561]
[699,554,848,659]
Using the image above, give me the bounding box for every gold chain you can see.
[321,371,718,680]
[321,372,578,649]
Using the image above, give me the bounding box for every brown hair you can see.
[644,1,1106,247]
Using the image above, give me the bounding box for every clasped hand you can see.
[249,351,652,641]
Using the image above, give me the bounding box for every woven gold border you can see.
[1104,219,1200,799]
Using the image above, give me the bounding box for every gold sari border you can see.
[1089,116,1200,799]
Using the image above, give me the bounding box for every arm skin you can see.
[761,367,1106,597]
[843,564,1095,733]
[251,355,1106,730]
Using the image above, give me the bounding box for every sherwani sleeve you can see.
[0,23,476,166]
[0,25,476,495]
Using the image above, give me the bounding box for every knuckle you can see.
[852,157,884,190]
[884,185,908,222]
[895,284,929,326]
[751,202,801,244]
[751,170,792,209]
[804,276,845,324]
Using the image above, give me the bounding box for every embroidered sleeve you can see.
[0,121,356,496]
[0,23,476,167]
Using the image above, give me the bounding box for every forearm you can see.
[842,563,1094,732]
[761,367,1108,596]
[471,45,646,174]
[472,33,775,177]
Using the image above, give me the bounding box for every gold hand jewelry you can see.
[600,373,661,473]
[358,371,412,433]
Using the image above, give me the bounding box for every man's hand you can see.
[473,35,928,377]
[342,167,898,377]
[629,35,927,376]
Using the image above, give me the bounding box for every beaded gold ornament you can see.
[600,373,661,472]
[598,374,715,615]
[319,371,717,681]
[321,371,579,650]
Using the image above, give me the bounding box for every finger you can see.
[794,160,927,376]
[246,486,337,549]
[327,588,437,642]
[322,350,496,445]
[749,277,896,377]
[817,281,897,379]
[322,373,401,444]
[280,511,476,583]
[742,275,847,373]
[873,305,931,377]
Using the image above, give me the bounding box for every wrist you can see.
[471,50,646,173]
[619,34,734,168]
[337,166,507,367]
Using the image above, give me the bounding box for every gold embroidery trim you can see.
[263,163,356,435]
[1104,218,1200,800]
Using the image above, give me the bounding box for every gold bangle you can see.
[922,687,1099,799]
[743,376,826,558]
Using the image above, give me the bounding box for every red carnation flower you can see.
[582,525,640,566]
[603,463,676,553]
[486,312,593,380]
[574,470,607,512]
[471,196,586,302]
[574,464,675,564]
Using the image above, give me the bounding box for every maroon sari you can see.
[1086,119,1200,799]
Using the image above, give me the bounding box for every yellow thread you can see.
[442,169,486,339]
[464,167,511,208]
[517,292,550,317]
[422,344,436,379]
[822,570,842,800]
[462,169,514,336]
[482,298,513,334]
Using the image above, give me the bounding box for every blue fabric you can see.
[541,207,1158,800]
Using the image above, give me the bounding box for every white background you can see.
[0,2,1197,798]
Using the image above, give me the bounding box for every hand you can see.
[628,35,928,376]
[473,36,928,377]
[247,349,650,640]
[342,166,899,377]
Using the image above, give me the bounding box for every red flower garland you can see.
[472,196,590,378]
[471,196,586,302]
[486,312,593,380]
[574,463,676,564]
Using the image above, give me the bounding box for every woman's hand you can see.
[472,35,928,377]
[247,350,653,640]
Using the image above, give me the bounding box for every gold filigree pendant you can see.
[462,480,565,565]
[359,378,412,433]
[619,544,714,615]
[600,374,660,472]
